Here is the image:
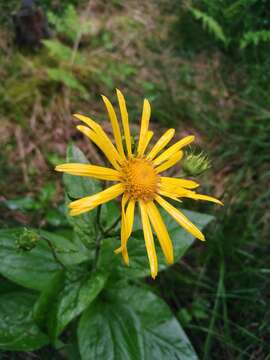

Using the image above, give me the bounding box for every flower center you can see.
[121,158,159,200]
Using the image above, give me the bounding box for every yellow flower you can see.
[56,89,222,279]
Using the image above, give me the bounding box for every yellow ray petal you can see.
[160,176,199,190]
[115,197,136,264]
[155,151,183,173]
[146,201,174,264]
[73,114,102,133]
[120,194,129,264]
[137,99,151,156]
[139,200,158,279]
[74,114,122,162]
[159,183,188,196]
[153,135,195,166]
[140,131,153,156]
[77,125,120,170]
[182,192,223,205]
[155,195,205,241]
[102,95,125,159]
[55,163,120,181]
[116,89,132,157]
[125,199,136,238]
[157,189,182,202]
[69,183,124,216]
[147,128,175,160]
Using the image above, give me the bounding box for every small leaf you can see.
[0,291,48,351]
[78,286,198,360]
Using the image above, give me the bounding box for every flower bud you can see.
[182,151,211,176]
[16,228,39,251]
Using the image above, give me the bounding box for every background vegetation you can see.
[0,0,269,359]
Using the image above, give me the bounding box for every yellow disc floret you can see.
[121,158,159,200]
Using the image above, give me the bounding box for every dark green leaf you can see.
[0,228,61,291]
[78,286,198,360]
[100,209,214,279]
[48,269,107,340]
[0,228,90,291]
[0,291,48,351]
[33,270,65,330]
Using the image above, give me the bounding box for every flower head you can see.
[56,89,222,279]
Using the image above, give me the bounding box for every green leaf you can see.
[0,228,90,291]
[0,228,61,291]
[189,7,228,45]
[33,270,65,330]
[63,144,102,249]
[0,291,48,351]
[100,209,214,279]
[48,269,107,341]
[47,68,87,94]
[240,30,270,49]
[78,286,198,360]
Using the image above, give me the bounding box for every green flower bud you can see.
[182,151,211,176]
[16,228,39,251]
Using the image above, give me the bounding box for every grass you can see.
[0,0,270,359]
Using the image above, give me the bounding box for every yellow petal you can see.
[160,176,199,190]
[140,131,153,156]
[137,99,151,156]
[117,197,136,264]
[157,189,182,202]
[77,125,121,170]
[183,192,223,205]
[120,195,129,264]
[73,114,102,133]
[116,89,132,157]
[55,163,120,181]
[153,135,195,166]
[147,128,175,160]
[155,195,205,241]
[155,151,183,173]
[69,183,124,216]
[74,114,122,163]
[159,183,188,197]
[139,200,158,279]
[102,95,125,159]
[146,201,174,264]
[125,199,136,238]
